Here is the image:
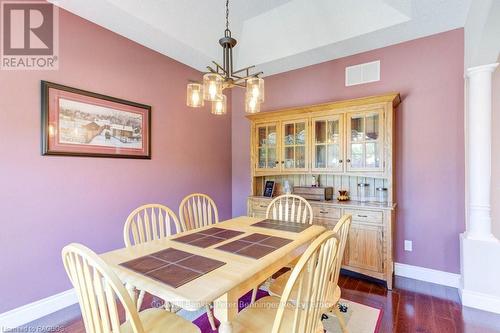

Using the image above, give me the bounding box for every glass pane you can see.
[351,143,363,168]
[258,148,266,168]
[258,127,267,146]
[328,120,340,144]
[365,142,379,168]
[315,121,326,144]
[315,145,326,168]
[327,144,340,168]
[268,148,277,168]
[295,146,305,168]
[284,147,295,169]
[351,116,364,142]
[284,124,294,145]
[296,122,305,144]
[268,126,276,145]
[365,114,379,140]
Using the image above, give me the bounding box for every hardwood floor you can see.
[21,274,500,333]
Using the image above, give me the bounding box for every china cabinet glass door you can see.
[281,119,308,171]
[347,110,384,172]
[255,123,278,172]
[312,115,343,172]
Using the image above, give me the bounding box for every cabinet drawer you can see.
[251,199,271,211]
[311,205,341,220]
[344,209,383,224]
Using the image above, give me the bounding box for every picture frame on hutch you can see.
[41,81,151,159]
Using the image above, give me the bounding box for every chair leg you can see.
[251,287,258,304]
[206,304,217,331]
[333,305,348,333]
[136,290,146,311]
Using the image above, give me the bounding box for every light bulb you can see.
[186,83,204,107]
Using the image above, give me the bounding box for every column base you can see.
[460,233,500,314]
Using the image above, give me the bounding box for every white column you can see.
[465,63,499,241]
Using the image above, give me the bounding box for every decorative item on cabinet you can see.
[337,190,350,202]
[283,180,291,194]
[357,183,370,202]
[293,186,333,201]
[376,187,388,203]
[263,181,275,197]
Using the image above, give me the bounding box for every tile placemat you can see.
[120,248,225,288]
[252,219,312,233]
[215,233,293,259]
[172,227,245,248]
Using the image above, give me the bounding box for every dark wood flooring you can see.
[23,274,500,333]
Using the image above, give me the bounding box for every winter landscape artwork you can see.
[41,81,151,158]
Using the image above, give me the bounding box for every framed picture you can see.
[41,81,151,159]
[263,181,275,197]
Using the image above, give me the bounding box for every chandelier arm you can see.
[232,65,256,75]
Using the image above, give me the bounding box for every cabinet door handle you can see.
[357,214,368,218]
[259,205,267,208]
[320,210,328,214]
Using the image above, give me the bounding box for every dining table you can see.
[100,216,326,333]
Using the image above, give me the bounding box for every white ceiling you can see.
[49,0,473,76]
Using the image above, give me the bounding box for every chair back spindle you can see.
[266,194,313,224]
[179,193,219,231]
[123,204,182,247]
[62,243,144,333]
[272,231,340,333]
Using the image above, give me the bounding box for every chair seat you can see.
[232,296,323,333]
[269,271,341,308]
[121,308,200,333]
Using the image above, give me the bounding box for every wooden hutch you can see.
[246,93,401,289]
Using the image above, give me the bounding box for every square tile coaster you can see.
[252,219,311,233]
[120,256,166,274]
[150,248,192,263]
[188,235,226,248]
[147,264,201,288]
[236,244,276,259]
[176,255,226,274]
[172,228,244,248]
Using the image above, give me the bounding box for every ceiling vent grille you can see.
[345,60,380,87]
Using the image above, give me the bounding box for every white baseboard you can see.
[460,289,500,314]
[0,289,78,331]
[394,262,461,288]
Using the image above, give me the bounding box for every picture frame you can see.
[263,180,275,197]
[41,81,151,159]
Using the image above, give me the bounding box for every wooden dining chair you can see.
[267,214,353,332]
[250,194,314,303]
[178,194,219,330]
[179,193,219,231]
[123,204,183,311]
[232,231,340,333]
[62,243,200,333]
[265,194,313,224]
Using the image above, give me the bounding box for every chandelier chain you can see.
[225,0,229,30]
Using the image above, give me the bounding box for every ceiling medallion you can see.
[186,0,264,115]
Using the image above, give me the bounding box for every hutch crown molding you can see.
[246,93,401,289]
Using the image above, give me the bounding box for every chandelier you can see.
[186,0,264,115]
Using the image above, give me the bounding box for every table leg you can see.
[214,291,238,333]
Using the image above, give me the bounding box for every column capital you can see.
[467,63,499,77]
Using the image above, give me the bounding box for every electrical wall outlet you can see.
[404,240,413,252]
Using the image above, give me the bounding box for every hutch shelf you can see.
[246,93,401,289]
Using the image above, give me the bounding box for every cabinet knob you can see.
[346,159,351,163]
[275,161,279,164]
[339,159,343,163]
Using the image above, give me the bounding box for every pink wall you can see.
[0,9,231,313]
[232,29,465,274]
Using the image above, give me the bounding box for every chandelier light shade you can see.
[186,0,264,115]
[186,83,204,107]
[245,93,261,114]
[203,73,224,102]
[246,77,265,103]
[211,94,227,115]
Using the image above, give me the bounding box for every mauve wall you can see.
[232,29,465,273]
[0,9,231,313]
[492,60,500,239]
